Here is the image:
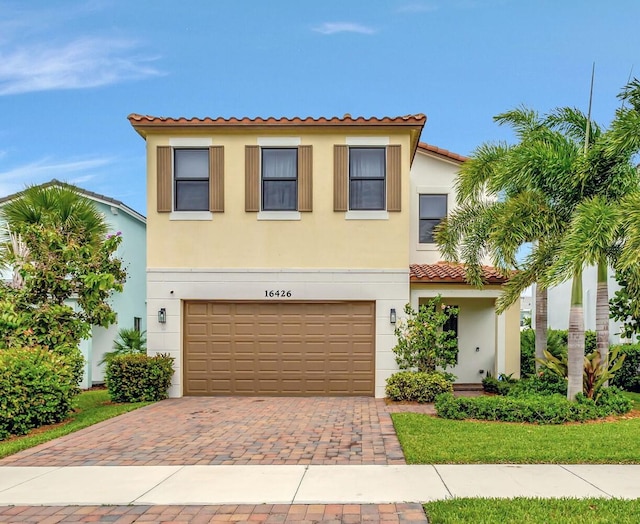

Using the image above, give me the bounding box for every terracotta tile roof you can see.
[410,262,508,284]
[128,113,426,129]
[417,142,468,163]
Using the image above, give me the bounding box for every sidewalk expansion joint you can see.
[131,465,186,505]
[291,464,310,503]
[432,465,453,499]
[559,465,613,498]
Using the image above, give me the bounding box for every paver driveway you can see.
[0,397,432,467]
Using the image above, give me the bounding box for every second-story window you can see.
[349,147,386,210]
[262,148,298,211]
[174,148,209,211]
[419,194,447,243]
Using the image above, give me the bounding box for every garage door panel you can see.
[184,301,375,396]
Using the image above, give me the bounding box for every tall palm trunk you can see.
[567,273,585,400]
[534,284,547,371]
[595,260,610,386]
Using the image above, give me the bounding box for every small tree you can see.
[392,296,458,372]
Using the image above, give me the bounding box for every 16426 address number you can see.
[264,290,292,298]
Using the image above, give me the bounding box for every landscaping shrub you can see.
[0,346,78,440]
[521,329,597,379]
[508,372,567,397]
[105,353,174,403]
[385,371,454,403]
[610,344,640,392]
[434,387,631,424]
[482,373,516,395]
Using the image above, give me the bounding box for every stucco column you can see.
[495,310,506,375]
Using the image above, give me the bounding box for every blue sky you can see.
[1,0,639,215]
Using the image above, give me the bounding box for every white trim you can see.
[411,288,503,300]
[169,137,213,147]
[416,186,450,194]
[148,268,409,275]
[169,211,213,221]
[257,211,301,221]
[257,137,301,146]
[345,210,389,220]
[346,136,390,146]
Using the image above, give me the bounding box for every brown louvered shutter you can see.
[386,145,402,212]
[157,146,172,213]
[298,145,312,212]
[245,146,260,212]
[333,145,348,212]
[209,146,224,212]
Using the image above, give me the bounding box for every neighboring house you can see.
[128,113,520,398]
[532,270,625,343]
[0,180,147,388]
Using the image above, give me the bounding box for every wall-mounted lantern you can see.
[390,308,397,324]
[158,308,167,324]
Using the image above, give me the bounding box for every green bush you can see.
[105,354,174,403]
[610,344,640,392]
[520,329,596,378]
[0,346,78,440]
[434,387,631,425]
[508,372,568,397]
[482,374,515,395]
[385,371,454,403]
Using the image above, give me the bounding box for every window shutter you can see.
[209,146,224,213]
[333,145,348,212]
[245,145,260,212]
[386,144,401,212]
[157,146,172,213]
[298,145,313,212]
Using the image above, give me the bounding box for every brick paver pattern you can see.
[0,503,429,523]
[0,398,433,467]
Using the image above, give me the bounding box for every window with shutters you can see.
[419,194,447,243]
[261,148,297,211]
[174,149,209,211]
[349,147,385,210]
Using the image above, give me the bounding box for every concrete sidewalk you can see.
[1,464,639,506]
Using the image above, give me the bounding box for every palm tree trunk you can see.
[595,260,610,386]
[534,284,547,371]
[567,273,585,400]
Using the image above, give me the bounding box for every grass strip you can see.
[424,497,640,524]
[0,389,151,459]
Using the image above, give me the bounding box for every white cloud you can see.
[0,37,162,95]
[313,22,376,35]
[0,157,112,185]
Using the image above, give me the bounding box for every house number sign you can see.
[264,290,293,298]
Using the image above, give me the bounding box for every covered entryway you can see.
[183,301,375,396]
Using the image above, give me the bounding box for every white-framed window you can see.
[419,194,447,243]
[133,317,142,333]
[349,147,386,211]
[261,148,298,211]
[174,148,209,211]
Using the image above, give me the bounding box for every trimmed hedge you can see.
[385,371,454,403]
[105,353,174,403]
[434,387,631,425]
[0,346,79,440]
[610,344,640,392]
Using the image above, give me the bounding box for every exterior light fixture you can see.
[158,308,167,324]
[390,308,397,324]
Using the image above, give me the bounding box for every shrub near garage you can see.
[386,371,454,402]
[0,347,78,440]
[610,344,640,392]
[105,354,174,402]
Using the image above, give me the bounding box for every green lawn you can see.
[392,392,640,464]
[424,498,640,524]
[0,389,152,459]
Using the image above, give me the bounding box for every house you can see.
[128,113,520,398]
[0,180,147,388]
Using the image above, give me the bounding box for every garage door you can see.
[183,301,375,396]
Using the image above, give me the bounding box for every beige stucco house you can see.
[129,113,520,398]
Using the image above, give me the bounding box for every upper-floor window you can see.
[419,194,447,243]
[349,147,386,210]
[261,148,298,211]
[174,148,209,211]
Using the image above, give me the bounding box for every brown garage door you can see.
[183,301,375,396]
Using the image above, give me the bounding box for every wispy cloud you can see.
[0,157,112,182]
[0,37,162,95]
[313,22,376,35]
[397,2,439,13]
